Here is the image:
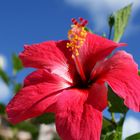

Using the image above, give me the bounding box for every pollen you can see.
[66,17,88,58]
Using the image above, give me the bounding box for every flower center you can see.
[66,18,88,83]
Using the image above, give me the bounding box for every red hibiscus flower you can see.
[6,18,140,140]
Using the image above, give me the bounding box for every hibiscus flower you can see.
[6,18,140,140]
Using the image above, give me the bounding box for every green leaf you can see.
[84,27,93,33]
[101,115,126,140]
[138,70,140,76]
[34,113,55,124]
[113,4,132,42]
[115,115,126,140]
[108,87,128,113]
[125,132,140,140]
[101,119,124,140]
[14,83,22,93]
[101,130,122,140]
[0,68,9,85]
[101,117,116,140]
[102,117,116,134]
[12,53,23,74]
[0,103,5,114]
[12,121,38,133]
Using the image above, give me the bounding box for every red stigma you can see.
[71,17,88,27]
[71,18,78,25]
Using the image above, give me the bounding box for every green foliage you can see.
[14,83,22,93]
[101,116,125,140]
[108,87,128,113]
[0,68,10,85]
[53,134,61,140]
[11,121,39,139]
[12,53,23,74]
[0,103,5,114]
[115,115,126,140]
[12,121,38,133]
[113,4,132,42]
[84,27,93,33]
[125,132,140,140]
[101,117,116,136]
[104,86,128,140]
[34,113,55,124]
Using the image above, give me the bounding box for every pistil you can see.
[73,55,86,82]
[66,17,88,82]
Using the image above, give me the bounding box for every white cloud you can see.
[65,0,140,33]
[0,55,10,104]
[123,116,140,139]
[0,54,7,70]
[0,80,10,104]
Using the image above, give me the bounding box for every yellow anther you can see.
[66,22,87,58]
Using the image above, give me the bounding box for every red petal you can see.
[56,40,73,63]
[6,77,71,124]
[94,51,140,112]
[19,41,73,83]
[56,40,80,83]
[24,69,73,87]
[55,89,102,140]
[79,32,126,76]
[86,83,108,111]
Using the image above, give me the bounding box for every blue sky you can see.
[0,0,140,138]
[0,0,140,70]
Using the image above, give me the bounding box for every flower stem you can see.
[111,112,116,123]
[108,14,115,40]
[108,26,112,40]
[108,101,116,123]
